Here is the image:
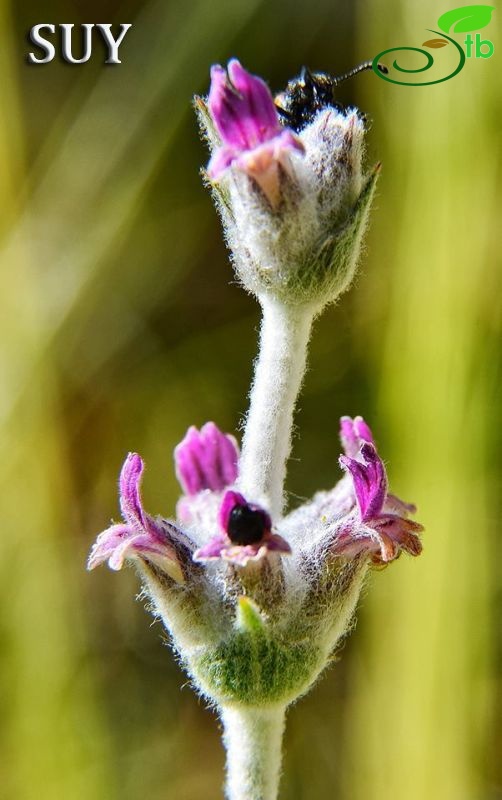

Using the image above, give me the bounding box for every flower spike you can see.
[89,55,424,800]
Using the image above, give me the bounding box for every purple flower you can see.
[174,422,239,495]
[174,422,239,526]
[194,490,291,566]
[207,59,304,206]
[339,414,374,458]
[87,453,185,582]
[333,417,423,564]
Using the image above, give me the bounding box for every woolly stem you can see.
[238,297,314,517]
[220,705,286,800]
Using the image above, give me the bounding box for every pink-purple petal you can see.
[207,145,239,178]
[331,523,397,564]
[208,65,256,150]
[331,415,423,564]
[197,423,238,491]
[263,533,291,554]
[219,490,247,531]
[107,533,148,571]
[209,59,281,151]
[225,531,291,565]
[119,453,146,528]
[87,524,131,570]
[193,534,229,562]
[339,441,387,521]
[117,453,165,542]
[340,415,375,458]
[206,60,304,187]
[227,59,280,138]
[89,453,187,581]
[275,129,305,154]
[174,422,239,496]
[374,514,424,557]
[353,416,374,446]
[107,533,177,572]
[220,543,269,566]
[88,522,180,573]
[216,535,290,567]
[331,507,422,565]
[331,530,379,559]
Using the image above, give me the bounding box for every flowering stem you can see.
[220,705,286,800]
[238,297,314,518]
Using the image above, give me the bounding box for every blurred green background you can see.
[1,0,500,797]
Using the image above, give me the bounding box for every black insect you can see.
[275,60,388,132]
[227,504,268,546]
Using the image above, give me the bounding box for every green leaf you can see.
[437,5,495,33]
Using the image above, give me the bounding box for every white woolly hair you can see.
[220,108,367,305]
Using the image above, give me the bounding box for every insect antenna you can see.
[299,66,315,88]
[332,60,388,86]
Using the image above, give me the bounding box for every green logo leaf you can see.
[438,5,495,33]
[422,38,449,47]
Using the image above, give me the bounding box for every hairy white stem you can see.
[238,297,314,517]
[221,705,286,800]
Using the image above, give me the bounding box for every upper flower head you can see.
[197,60,378,309]
[206,59,304,206]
